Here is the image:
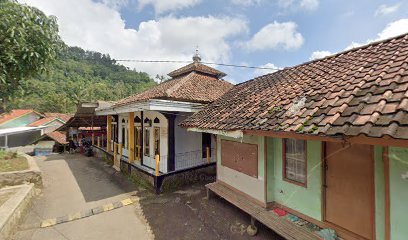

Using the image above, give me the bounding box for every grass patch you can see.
[0,150,29,172]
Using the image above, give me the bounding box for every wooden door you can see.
[325,142,374,239]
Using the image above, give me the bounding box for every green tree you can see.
[0,0,62,112]
[8,46,157,113]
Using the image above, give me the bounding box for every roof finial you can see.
[193,46,201,62]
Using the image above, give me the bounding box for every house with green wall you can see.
[0,110,71,148]
[181,33,408,240]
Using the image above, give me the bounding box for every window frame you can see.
[134,126,141,160]
[153,127,160,155]
[144,127,150,156]
[282,138,308,188]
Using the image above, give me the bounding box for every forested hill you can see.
[10,46,157,113]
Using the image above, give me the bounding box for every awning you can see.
[0,126,45,136]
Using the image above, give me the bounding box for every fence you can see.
[175,148,215,171]
[143,154,168,173]
[140,148,215,173]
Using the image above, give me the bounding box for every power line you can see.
[114,59,281,71]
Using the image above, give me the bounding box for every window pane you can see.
[144,128,150,156]
[284,139,306,184]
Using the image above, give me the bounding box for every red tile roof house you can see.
[95,52,233,193]
[180,33,408,240]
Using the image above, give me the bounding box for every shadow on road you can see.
[45,153,137,202]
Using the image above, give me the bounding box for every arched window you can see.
[144,118,152,127]
[154,117,160,124]
[134,116,141,123]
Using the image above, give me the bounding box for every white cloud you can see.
[230,0,262,7]
[310,50,331,60]
[100,0,129,9]
[138,0,201,14]
[243,21,304,51]
[19,0,248,78]
[254,63,280,76]
[345,18,408,50]
[278,0,319,11]
[299,0,319,11]
[377,18,408,39]
[375,3,401,16]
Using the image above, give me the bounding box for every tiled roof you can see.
[0,109,35,125]
[43,113,72,122]
[28,117,61,127]
[168,62,226,78]
[181,33,408,140]
[115,71,233,107]
[46,131,68,144]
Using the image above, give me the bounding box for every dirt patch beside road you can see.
[136,183,284,240]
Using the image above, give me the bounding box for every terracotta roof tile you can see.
[0,109,36,125]
[28,117,61,127]
[43,113,72,122]
[46,131,68,144]
[181,33,408,140]
[115,68,233,107]
[167,62,226,78]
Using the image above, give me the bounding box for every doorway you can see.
[324,142,374,239]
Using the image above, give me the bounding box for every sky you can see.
[19,0,408,84]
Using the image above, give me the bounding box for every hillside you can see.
[10,46,157,113]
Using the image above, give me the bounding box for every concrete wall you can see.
[216,134,265,203]
[0,112,41,129]
[266,138,322,221]
[389,147,408,240]
[175,115,202,155]
[174,115,214,170]
[0,154,42,187]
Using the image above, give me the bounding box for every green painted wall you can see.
[374,146,385,240]
[389,147,408,240]
[266,138,322,221]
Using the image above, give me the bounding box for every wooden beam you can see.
[384,147,390,240]
[348,135,408,148]
[107,116,112,152]
[244,130,344,142]
[155,154,160,176]
[128,112,135,163]
[113,142,117,164]
[119,143,123,164]
[245,130,408,147]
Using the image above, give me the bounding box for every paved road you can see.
[12,154,153,240]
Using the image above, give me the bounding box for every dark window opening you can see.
[202,133,211,158]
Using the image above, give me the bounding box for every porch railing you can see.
[105,142,215,174]
[174,148,216,171]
